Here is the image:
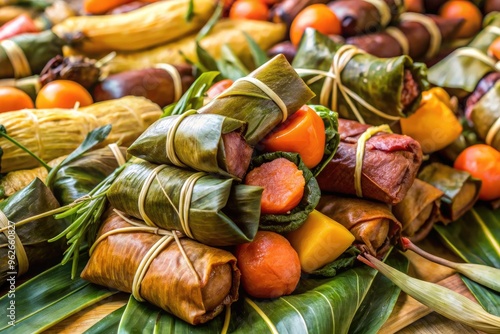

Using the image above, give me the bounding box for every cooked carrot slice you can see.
[245,158,305,214]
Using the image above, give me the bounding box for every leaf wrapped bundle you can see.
[0,178,66,285]
[128,113,252,180]
[346,14,464,60]
[418,163,481,223]
[0,96,161,173]
[107,160,262,246]
[316,194,401,257]
[469,80,500,151]
[247,152,321,233]
[81,211,240,325]
[199,54,315,146]
[292,29,429,125]
[392,179,444,242]
[93,65,196,108]
[428,12,500,98]
[0,30,66,79]
[316,118,423,205]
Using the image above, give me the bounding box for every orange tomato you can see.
[229,0,269,21]
[487,36,500,60]
[290,4,341,46]
[404,0,424,13]
[0,87,34,113]
[454,144,500,201]
[439,1,482,39]
[206,79,233,99]
[260,105,326,169]
[36,80,93,109]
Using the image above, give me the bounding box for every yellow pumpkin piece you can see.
[400,88,462,154]
[286,210,355,273]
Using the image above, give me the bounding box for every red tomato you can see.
[206,79,233,99]
[439,1,482,39]
[36,80,93,109]
[290,4,341,46]
[0,87,34,113]
[454,144,500,201]
[487,37,500,61]
[229,0,269,21]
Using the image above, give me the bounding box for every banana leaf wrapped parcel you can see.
[0,178,66,285]
[392,179,444,242]
[107,160,262,246]
[316,118,423,205]
[128,113,253,180]
[292,29,429,125]
[81,211,240,325]
[316,194,402,257]
[469,79,500,151]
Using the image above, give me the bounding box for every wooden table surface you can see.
[43,231,483,334]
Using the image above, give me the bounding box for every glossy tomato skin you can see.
[290,4,341,46]
[454,144,500,201]
[206,79,233,99]
[36,80,93,109]
[260,105,326,169]
[229,0,269,21]
[0,87,34,113]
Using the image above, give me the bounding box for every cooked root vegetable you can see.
[53,0,216,54]
[235,231,301,299]
[245,157,305,214]
[260,105,326,169]
[286,210,355,273]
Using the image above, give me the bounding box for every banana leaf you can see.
[309,105,340,177]
[292,29,429,125]
[470,81,500,151]
[0,30,66,79]
[434,204,500,316]
[107,160,262,246]
[249,151,320,233]
[0,253,117,333]
[0,178,66,286]
[428,12,500,97]
[0,75,40,100]
[198,54,315,146]
[128,113,252,180]
[84,306,125,334]
[418,163,481,223]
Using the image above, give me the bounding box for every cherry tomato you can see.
[206,79,233,99]
[487,36,500,61]
[260,105,326,169]
[290,4,341,46]
[454,144,500,201]
[229,0,269,21]
[439,1,482,39]
[0,87,34,113]
[36,80,93,109]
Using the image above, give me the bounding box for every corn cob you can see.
[104,19,286,73]
[52,0,217,54]
[0,96,162,173]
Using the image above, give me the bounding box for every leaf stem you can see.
[0,128,51,171]
[402,237,457,269]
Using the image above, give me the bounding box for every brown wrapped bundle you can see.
[81,211,240,325]
[93,64,196,108]
[316,194,401,256]
[392,179,444,242]
[316,119,423,205]
[346,14,464,60]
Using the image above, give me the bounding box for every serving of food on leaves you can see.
[0,0,499,333]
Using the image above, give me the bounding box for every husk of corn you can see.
[364,253,500,334]
[0,96,161,173]
[103,19,286,73]
[52,0,216,54]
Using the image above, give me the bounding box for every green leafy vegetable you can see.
[309,105,340,177]
[243,32,269,68]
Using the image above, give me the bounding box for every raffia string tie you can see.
[355,124,392,197]
[165,110,197,168]
[485,25,500,37]
[138,164,168,227]
[486,118,500,146]
[400,12,441,59]
[362,0,391,27]
[107,143,126,166]
[451,47,500,71]
[228,77,289,122]
[296,44,401,124]
[0,40,31,78]
[155,63,183,102]
[385,27,410,55]
[0,210,29,276]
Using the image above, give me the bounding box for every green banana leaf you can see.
[84,306,125,334]
[470,81,500,151]
[292,29,429,126]
[434,204,500,316]
[107,160,263,246]
[249,151,320,233]
[309,105,340,177]
[0,253,117,333]
[428,12,500,97]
